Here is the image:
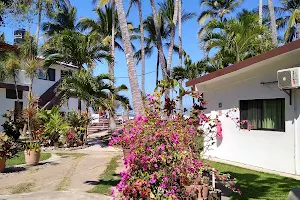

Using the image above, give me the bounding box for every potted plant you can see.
[24,141,40,166]
[0,132,15,172]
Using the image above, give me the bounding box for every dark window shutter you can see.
[48,68,55,81]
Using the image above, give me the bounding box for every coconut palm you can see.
[42,30,111,69]
[160,0,179,75]
[200,10,273,65]
[125,0,146,95]
[178,0,183,112]
[149,0,168,82]
[259,0,263,24]
[114,0,144,115]
[265,0,300,42]
[42,5,77,37]
[78,5,123,84]
[198,0,244,24]
[268,0,278,46]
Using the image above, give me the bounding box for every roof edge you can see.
[186,39,300,87]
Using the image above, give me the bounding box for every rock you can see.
[288,188,300,200]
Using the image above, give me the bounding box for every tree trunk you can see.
[296,22,300,39]
[109,112,117,132]
[259,0,262,25]
[149,0,168,83]
[166,0,179,75]
[156,53,159,86]
[268,0,278,46]
[110,0,115,86]
[178,0,183,113]
[35,0,43,49]
[14,76,19,103]
[137,0,146,95]
[126,0,134,17]
[115,0,144,116]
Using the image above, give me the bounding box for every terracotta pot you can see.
[201,184,209,200]
[0,156,6,173]
[24,150,40,166]
[123,148,130,160]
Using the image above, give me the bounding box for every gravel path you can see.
[0,131,122,199]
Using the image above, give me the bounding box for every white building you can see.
[186,40,300,175]
[0,42,86,130]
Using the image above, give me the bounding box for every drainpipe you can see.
[294,89,299,175]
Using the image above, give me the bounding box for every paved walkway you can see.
[0,131,121,199]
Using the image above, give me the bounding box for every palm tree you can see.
[42,5,77,37]
[149,0,168,82]
[172,55,207,104]
[160,0,179,75]
[259,0,263,25]
[3,53,22,103]
[78,5,122,84]
[96,84,129,132]
[114,0,144,115]
[200,10,273,65]
[58,70,112,142]
[198,0,244,24]
[268,0,278,46]
[266,0,300,42]
[42,30,111,69]
[35,0,71,47]
[125,0,146,95]
[178,0,183,112]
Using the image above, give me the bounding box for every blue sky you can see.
[0,0,283,110]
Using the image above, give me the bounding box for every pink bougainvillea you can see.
[110,85,243,199]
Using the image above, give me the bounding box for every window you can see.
[6,89,23,99]
[38,68,55,81]
[240,99,285,131]
[61,70,72,79]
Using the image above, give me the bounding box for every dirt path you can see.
[0,131,122,196]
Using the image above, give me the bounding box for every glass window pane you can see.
[262,99,285,131]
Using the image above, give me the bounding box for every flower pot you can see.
[24,150,40,166]
[123,148,130,160]
[201,184,209,200]
[0,156,6,173]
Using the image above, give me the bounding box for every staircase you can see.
[88,118,123,134]
[39,79,62,109]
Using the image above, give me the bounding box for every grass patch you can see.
[208,160,300,200]
[9,182,35,194]
[6,152,51,166]
[55,153,86,159]
[88,155,122,195]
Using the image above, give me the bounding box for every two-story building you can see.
[0,42,86,130]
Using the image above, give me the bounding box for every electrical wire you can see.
[115,70,156,79]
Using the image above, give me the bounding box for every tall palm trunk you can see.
[268,0,277,46]
[137,0,146,95]
[178,0,183,113]
[149,0,168,82]
[156,53,159,86]
[13,75,19,103]
[115,0,144,116]
[110,0,115,86]
[259,0,262,25]
[35,0,43,48]
[296,22,300,39]
[166,0,179,75]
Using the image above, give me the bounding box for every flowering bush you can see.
[110,81,243,199]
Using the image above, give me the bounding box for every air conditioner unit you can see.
[277,67,300,89]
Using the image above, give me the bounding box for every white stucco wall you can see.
[60,98,87,113]
[197,49,300,175]
[0,89,28,132]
